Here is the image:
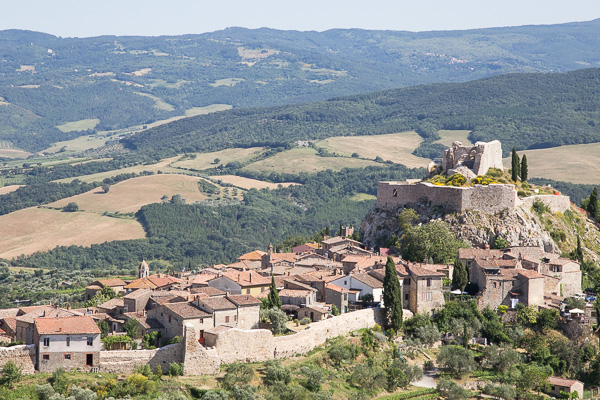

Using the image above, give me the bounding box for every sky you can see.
[1,0,600,38]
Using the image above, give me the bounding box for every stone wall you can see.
[182,325,221,375]
[377,181,517,214]
[519,195,571,213]
[0,345,36,374]
[99,344,182,374]
[208,308,385,364]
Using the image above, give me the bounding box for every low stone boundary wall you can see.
[0,345,36,374]
[100,343,181,374]
[210,308,385,364]
[519,195,571,213]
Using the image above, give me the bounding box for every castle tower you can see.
[139,259,149,279]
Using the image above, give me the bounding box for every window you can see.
[393,189,398,197]
[42,354,49,361]
[66,337,71,347]
[64,354,71,360]
[43,337,50,347]
[87,336,93,346]
[343,293,347,301]
[426,292,432,301]
[493,282,497,288]
[404,278,410,285]
[225,316,230,323]
[404,294,409,301]
[344,280,347,285]
[426,278,432,287]
[168,315,172,323]
[234,315,237,321]
[246,289,251,294]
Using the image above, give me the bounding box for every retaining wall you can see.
[519,195,571,213]
[0,345,36,374]
[210,308,385,364]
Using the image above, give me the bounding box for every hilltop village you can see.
[0,140,595,400]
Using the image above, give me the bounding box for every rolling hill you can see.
[3,19,600,152]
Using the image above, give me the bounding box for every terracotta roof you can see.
[458,248,505,260]
[85,285,102,290]
[221,271,271,287]
[198,297,237,311]
[292,244,318,253]
[279,289,314,299]
[300,304,330,313]
[352,273,384,288]
[34,316,100,335]
[17,307,83,324]
[2,317,16,333]
[295,272,339,283]
[0,309,19,319]
[124,288,152,299]
[342,255,370,263]
[283,279,315,291]
[475,258,520,269]
[227,260,262,271]
[163,302,211,319]
[227,294,261,306]
[269,253,299,262]
[322,236,347,245]
[98,298,125,309]
[549,258,578,266]
[191,273,218,285]
[548,377,582,388]
[238,250,267,261]
[518,269,545,279]
[325,283,348,293]
[191,287,226,296]
[18,305,52,315]
[125,274,181,290]
[96,278,126,287]
[124,313,164,330]
[408,264,445,277]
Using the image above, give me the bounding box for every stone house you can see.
[329,273,384,304]
[195,297,239,328]
[298,305,330,322]
[278,289,317,307]
[548,377,584,399]
[325,283,349,314]
[207,271,271,296]
[119,312,164,338]
[404,264,445,314]
[149,302,213,344]
[226,294,261,330]
[16,306,83,344]
[34,316,101,372]
[98,298,126,315]
[123,288,152,313]
[85,278,127,301]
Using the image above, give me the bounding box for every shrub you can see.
[532,199,550,214]
[300,317,311,325]
[62,202,79,212]
[327,344,359,366]
[263,360,291,386]
[300,366,325,392]
[517,190,527,197]
[222,363,254,390]
[351,153,360,158]
[167,362,184,377]
[373,332,388,343]
[50,368,69,395]
[437,377,470,400]
[350,363,387,392]
[0,360,21,388]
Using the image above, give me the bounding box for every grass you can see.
[54,156,182,183]
[135,92,175,111]
[433,130,473,147]
[56,118,100,133]
[8,266,50,273]
[49,174,209,213]
[0,149,33,159]
[171,147,265,171]
[316,132,429,169]
[215,175,299,190]
[0,206,145,259]
[350,193,377,202]
[502,143,600,184]
[209,78,245,87]
[0,185,23,195]
[244,147,380,174]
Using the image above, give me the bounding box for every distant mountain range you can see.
[2,19,600,151]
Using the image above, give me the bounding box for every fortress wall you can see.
[377,181,516,214]
[209,308,384,364]
[472,140,503,176]
[519,195,571,214]
[99,344,182,374]
[0,345,36,374]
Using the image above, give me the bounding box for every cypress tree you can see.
[452,258,468,292]
[520,155,528,182]
[511,148,520,182]
[267,274,281,309]
[589,188,599,220]
[576,236,585,264]
[383,256,403,331]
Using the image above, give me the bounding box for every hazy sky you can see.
[2,0,600,38]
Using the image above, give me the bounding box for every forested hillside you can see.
[2,19,600,151]
[124,68,600,158]
[10,165,423,269]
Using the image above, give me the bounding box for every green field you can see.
[503,143,600,185]
[350,193,377,202]
[171,147,265,171]
[316,131,430,168]
[56,118,100,132]
[434,130,473,147]
[243,147,380,174]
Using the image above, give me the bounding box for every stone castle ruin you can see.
[380,140,571,215]
[430,140,504,179]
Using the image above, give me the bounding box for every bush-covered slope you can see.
[123,68,600,158]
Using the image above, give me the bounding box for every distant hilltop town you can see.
[377,140,571,215]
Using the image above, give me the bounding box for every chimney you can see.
[288,272,291,276]
[58,327,62,332]
[249,272,252,283]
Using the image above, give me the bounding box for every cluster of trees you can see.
[510,148,528,183]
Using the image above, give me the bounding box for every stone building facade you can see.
[440,140,504,178]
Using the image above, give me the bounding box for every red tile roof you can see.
[191,287,226,296]
[198,297,237,311]
[548,376,582,388]
[227,294,261,306]
[238,250,267,261]
[279,289,313,299]
[163,302,211,319]
[325,283,348,293]
[407,264,445,277]
[96,278,126,287]
[34,316,100,335]
[518,269,545,279]
[222,270,271,287]
[352,273,384,288]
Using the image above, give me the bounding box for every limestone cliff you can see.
[362,202,600,263]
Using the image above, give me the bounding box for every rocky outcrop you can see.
[362,202,557,253]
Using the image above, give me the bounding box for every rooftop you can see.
[163,302,211,319]
[96,278,127,287]
[352,273,384,288]
[227,294,261,307]
[278,289,314,299]
[35,316,101,335]
[237,250,267,261]
[198,297,237,311]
